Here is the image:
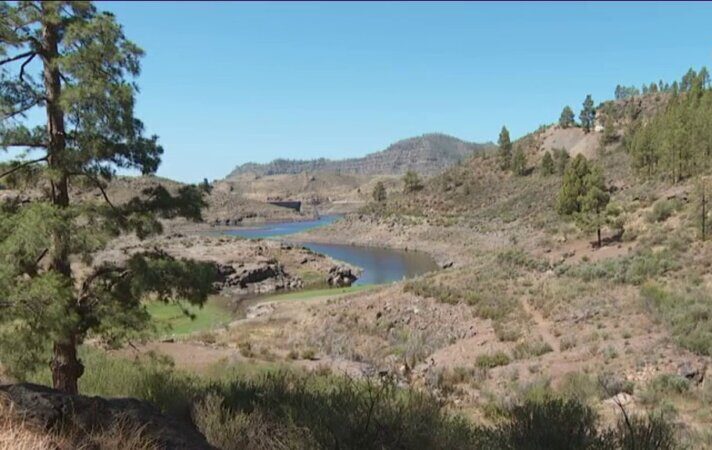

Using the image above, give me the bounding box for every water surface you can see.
[224,216,438,285]
[225,215,341,239]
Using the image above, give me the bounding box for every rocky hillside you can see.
[226,133,494,178]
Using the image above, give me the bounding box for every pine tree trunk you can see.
[51,338,84,394]
[41,9,83,394]
[597,228,602,248]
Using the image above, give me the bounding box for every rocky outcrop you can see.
[0,383,211,449]
[327,265,358,287]
[217,260,302,294]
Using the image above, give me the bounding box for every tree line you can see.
[627,67,712,182]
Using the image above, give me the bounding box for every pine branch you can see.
[75,171,119,213]
[2,99,41,120]
[19,52,36,82]
[0,155,48,180]
[0,50,35,66]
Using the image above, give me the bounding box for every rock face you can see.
[327,265,358,287]
[217,260,303,295]
[226,133,495,178]
[0,383,211,449]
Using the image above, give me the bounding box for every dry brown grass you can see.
[0,394,159,450]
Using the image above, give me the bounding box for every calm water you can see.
[224,215,342,239]
[224,216,438,285]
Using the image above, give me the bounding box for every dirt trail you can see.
[520,297,559,352]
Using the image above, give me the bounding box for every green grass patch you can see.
[147,296,232,337]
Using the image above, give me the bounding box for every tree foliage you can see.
[601,114,617,145]
[558,106,576,128]
[498,125,512,170]
[540,151,554,176]
[556,155,610,246]
[372,180,386,202]
[580,95,596,133]
[0,1,215,393]
[551,148,570,176]
[402,170,422,193]
[511,145,527,176]
[627,67,712,182]
[614,85,640,101]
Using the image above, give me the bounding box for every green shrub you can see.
[646,198,682,223]
[613,412,677,450]
[512,340,553,360]
[301,348,316,360]
[476,351,511,369]
[489,398,604,449]
[486,398,677,450]
[557,373,600,403]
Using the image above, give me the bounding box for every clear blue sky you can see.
[99,1,711,182]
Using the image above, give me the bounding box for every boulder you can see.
[0,383,211,449]
[678,361,706,384]
[327,265,358,287]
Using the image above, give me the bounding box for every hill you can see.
[225,133,494,179]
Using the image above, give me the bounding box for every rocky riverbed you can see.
[93,231,358,299]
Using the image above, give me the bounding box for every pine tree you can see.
[0,2,215,393]
[372,181,387,202]
[498,126,512,170]
[559,106,576,128]
[601,115,617,145]
[576,165,610,247]
[541,151,555,176]
[556,155,610,247]
[556,154,590,215]
[580,95,596,133]
[200,178,212,193]
[402,171,422,193]
[694,177,711,241]
[553,148,570,175]
[511,146,527,176]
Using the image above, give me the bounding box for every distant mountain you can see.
[225,133,495,179]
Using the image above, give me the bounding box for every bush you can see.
[486,398,677,450]
[614,412,677,450]
[476,352,511,369]
[512,340,553,360]
[646,198,682,223]
[489,398,603,449]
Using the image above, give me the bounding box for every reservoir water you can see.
[223,216,438,285]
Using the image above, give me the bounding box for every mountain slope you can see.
[226,133,494,179]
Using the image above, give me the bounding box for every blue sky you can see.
[98,2,712,182]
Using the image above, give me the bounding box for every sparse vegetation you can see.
[641,283,712,356]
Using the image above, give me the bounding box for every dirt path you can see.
[520,297,559,352]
